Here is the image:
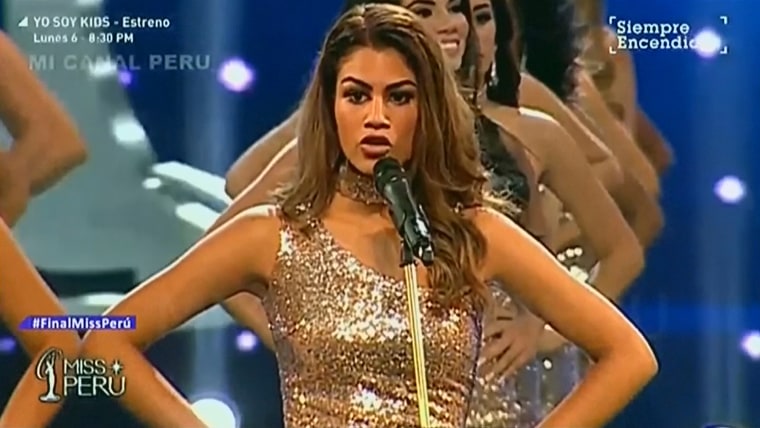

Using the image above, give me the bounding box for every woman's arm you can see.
[609,169,664,249]
[519,74,623,192]
[214,140,297,350]
[225,110,299,197]
[577,71,659,196]
[0,32,87,195]
[81,207,281,427]
[538,119,644,300]
[0,151,29,225]
[0,221,79,427]
[475,209,657,428]
[487,125,547,240]
[557,170,664,253]
[634,108,673,175]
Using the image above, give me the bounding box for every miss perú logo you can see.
[36,347,126,403]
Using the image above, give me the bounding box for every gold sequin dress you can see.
[465,286,539,428]
[262,215,483,428]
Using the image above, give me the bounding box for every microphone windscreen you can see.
[372,158,404,192]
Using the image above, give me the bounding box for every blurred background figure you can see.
[0,0,758,427]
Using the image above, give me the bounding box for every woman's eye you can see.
[389,91,414,105]
[476,13,492,25]
[411,8,432,18]
[345,90,368,104]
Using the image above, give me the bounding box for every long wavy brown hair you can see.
[278,3,500,306]
[340,0,481,92]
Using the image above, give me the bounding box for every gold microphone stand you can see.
[401,243,431,427]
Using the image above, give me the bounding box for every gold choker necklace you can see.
[336,163,385,205]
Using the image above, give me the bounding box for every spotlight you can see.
[191,396,239,428]
[714,175,746,204]
[217,58,255,92]
[740,331,760,360]
[0,337,15,354]
[118,70,133,86]
[236,331,258,352]
[693,28,723,58]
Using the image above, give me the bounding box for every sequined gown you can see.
[466,115,542,428]
[262,215,483,428]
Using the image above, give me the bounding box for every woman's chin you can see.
[345,158,375,176]
[445,55,463,72]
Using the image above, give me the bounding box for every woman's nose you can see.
[364,98,390,129]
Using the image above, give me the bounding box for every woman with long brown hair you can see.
[79,5,656,427]
[215,6,643,422]
[218,0,549,377]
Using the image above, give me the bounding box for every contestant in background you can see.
[81,6,657,426]
[512,0,663,249]
[465,0,644,425]
[485,0,663,421]
[218,0,548,372]
[511,0,664,265]
[513,0,659,197]
[0,31,87,225]
[0,30,87,428]
[224,111,298,196]
[575,0,674,175]
[471,0,642,305]
[0,220,80,427]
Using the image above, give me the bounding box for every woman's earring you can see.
[488,62,498,87]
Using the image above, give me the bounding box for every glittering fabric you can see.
[262,215,482,428]
[466,286,534,428]
[465,251,593,427]
[337,163,385,206]
[464,158,537,427]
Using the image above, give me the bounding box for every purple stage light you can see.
[235,330,258,351]
[0,337,15,353]
[118,69,133,86]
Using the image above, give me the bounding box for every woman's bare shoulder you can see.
[462,206,537,274]
[209,205,283,278]
[226,204,283,241]
[462,206,521,234]
[236,204,281,224]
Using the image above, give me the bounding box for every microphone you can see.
[372,158,434,266]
